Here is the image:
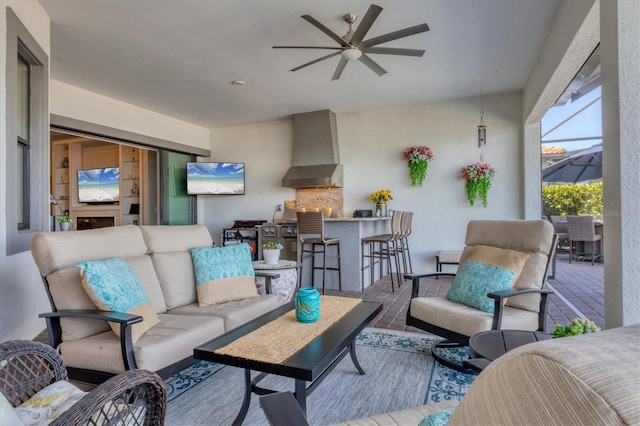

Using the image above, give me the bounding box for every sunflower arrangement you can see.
[369,189,393,203]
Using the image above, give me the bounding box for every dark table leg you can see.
[294,379,307,414]
[232,369,253,426]
[349,340,366,375]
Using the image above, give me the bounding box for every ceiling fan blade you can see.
[358,54,387,76]
[273,46,344,50]
[290,51,341,72]
[331,58,348,81]
[301,15,349,47]
[361,23,430,48]
[349,4,383,46]
[364,47,425,57]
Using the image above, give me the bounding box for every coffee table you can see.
[194,300,382,425]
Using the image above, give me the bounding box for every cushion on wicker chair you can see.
[15,380,86,425]
[77,257,159,342]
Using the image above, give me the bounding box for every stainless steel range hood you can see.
[282,109,343,188]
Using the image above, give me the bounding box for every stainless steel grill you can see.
[258,223,297,261]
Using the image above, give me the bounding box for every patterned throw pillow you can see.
[190,244,258,307]
[446,245,529,313]
[15,380,86,425]
[77,258,159,342]
[418,407,455,426]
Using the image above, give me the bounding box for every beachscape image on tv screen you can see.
[77,167,120,203]
[187,162,245,195]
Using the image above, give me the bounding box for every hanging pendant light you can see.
[477,88,487,147]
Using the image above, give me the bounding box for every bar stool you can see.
[361,210,403,292]
[296,211,342,294]
[398,211,414,277]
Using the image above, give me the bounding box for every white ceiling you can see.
[39,0,560,129]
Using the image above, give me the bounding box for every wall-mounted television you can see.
[77,167,120,203]
[186,162,245,195]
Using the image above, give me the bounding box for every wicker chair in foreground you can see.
[0,340,166,425]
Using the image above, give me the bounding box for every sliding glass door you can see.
[160,150,196,225]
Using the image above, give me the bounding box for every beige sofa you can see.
[31,224,279,383]
[261,324,639,425]
[340,324,640,425]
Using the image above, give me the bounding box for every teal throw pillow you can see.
[418,407,455,426]
[190,244,258,306]
[77,257,159,342]
[446,245,529,313]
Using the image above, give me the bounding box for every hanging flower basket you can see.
[461,162,496,207]
[403,146,434,187]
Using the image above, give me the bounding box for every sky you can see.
[541,86,602,153]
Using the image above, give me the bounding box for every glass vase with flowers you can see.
[369,189,393,217]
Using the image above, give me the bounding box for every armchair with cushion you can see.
[0,340,166,425]
[405,220,556,371]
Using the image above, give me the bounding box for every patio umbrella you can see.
[542,145,602,183]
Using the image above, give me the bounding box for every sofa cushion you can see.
[150,251,198,310]
[59,314,226,374]
[15,380,85,426]
[448,246,529,313]
[409,296,539,337]
[168,294,279,331]
[140,225,213,310]
[140,224,213,253]
[77,258,159,343]
[448,324,640,426]
[191,244,258,307]
[124,255,167,314]
[31,225,147,276]
[30,226,158,342]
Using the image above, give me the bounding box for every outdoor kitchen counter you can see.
[299,217,391,292]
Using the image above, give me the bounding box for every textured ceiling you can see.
[40,0,560,128]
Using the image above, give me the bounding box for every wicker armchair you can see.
[0,340,166,425]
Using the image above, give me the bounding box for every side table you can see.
[253,260,301,305]
[464,330,552,373]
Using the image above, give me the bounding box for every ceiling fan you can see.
[273,4,429,81]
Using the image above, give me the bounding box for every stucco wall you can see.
[201,92,524,271]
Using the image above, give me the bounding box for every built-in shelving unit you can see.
[50,139,145,229]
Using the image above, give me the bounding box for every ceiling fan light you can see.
[341,47,362,61]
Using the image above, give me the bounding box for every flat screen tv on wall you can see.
[186,162,245,195]
[77,167,120,203]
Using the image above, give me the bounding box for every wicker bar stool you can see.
[296,211,342,294]
[361,210,403,292]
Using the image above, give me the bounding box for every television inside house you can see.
[77,167,120,203]
[187,162,245,195]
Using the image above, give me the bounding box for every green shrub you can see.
[542,182,603,218]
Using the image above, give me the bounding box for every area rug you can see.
[164,328,476,425]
